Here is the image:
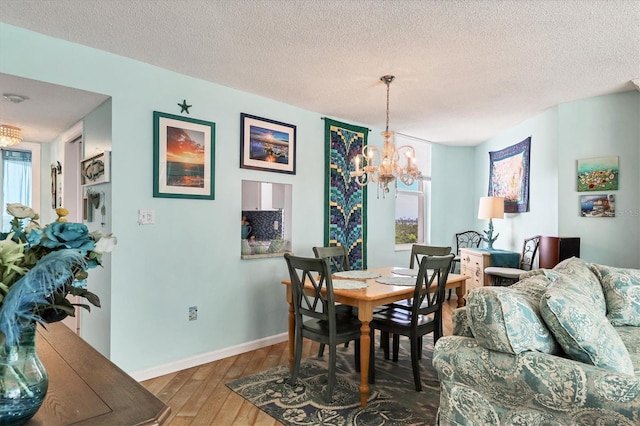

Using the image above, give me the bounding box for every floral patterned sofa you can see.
[433,257,640,425]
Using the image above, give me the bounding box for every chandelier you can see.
[350,75,421,195]
[0,125,23,148]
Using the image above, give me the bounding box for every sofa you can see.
[433,257,640,425]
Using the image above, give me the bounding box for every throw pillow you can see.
[589,264,640,326]
[540,275,634,375]
[467,274,560,354]
[548,257,607,315]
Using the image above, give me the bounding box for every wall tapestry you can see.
[577,156,619,192]
[488,137,531,213]
[323,118,368,270]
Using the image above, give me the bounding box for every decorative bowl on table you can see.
[253,242,269,254]
[268,238,287,253]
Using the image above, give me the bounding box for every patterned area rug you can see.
[226,338,440,425]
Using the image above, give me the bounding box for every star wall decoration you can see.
[178,99,192,114]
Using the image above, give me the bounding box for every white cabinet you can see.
[242,181,283,210]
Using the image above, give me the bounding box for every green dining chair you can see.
[380,244,452,358]
[284,253,362,402]
[313,245,355,357]
[369,253,454,391]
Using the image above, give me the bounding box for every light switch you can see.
[273,221,279,230]
[138,209,154,225]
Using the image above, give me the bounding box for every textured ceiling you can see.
[0,0,639,145]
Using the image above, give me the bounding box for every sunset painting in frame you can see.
[153,111,215,200]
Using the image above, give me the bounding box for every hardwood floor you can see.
[141,295,461,425]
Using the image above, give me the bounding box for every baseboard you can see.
[130,332,288,382]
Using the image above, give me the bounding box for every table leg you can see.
[455,286,465,308]
[288,301,295,372]
[358,320,370,407]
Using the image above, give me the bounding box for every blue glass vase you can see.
[0,324,48,426]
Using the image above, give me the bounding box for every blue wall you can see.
[474,91,639,267]
[2,22,638,379]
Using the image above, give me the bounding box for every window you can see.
[395,135,431,248]
[1,149,33,231]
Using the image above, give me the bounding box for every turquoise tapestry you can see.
[323,119,367,270]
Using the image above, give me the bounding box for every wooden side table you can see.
[30,323,170,425]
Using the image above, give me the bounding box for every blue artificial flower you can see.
[41,222,96,253]
[25,228,43,247]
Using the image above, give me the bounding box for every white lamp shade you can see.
[478,196,505,219]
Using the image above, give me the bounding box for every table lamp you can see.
[478,196,504,249]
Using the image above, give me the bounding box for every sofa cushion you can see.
[588,263,640,326]
[540,275,634,375]
[546,257,606,315]
[467,274,560,355]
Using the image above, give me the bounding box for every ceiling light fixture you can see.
[350,75,421,197]
[0,125,23,148]
[2,93,29,104]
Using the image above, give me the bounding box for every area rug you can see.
[226,338,440,425]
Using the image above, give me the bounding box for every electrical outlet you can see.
[188,306,198,321]
[273,220,279,230]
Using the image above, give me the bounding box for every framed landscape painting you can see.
[240,113,296,174]
[580,194,615,217]
[153,111,215,200]
[577,156,618,192]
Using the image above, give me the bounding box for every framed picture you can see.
[50,164,58,208]
[580,194,615,217]
[577,156,619,191]
[153,111,215,200]
[488,137,531,213]
[240,113,296,174]
[81,151,111,186]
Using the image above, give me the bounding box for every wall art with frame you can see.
[577,156,619,192]
[488,137,531,213]
[153,111,215,200]
[240,113,296,174]
[580,193,615,217]
[81,151,110,187]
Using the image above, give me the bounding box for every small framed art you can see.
[240,113,296,174]
[153,111,215,200]
[81,151,111,186]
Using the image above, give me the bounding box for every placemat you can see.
[332,279,369,290]
[376,276,416,286]
[333,270,381,280]
[391,267,419,277]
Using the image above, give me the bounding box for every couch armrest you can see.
[451,306,474,337]
[433,336,640,425]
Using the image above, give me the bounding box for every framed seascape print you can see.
[153,111,215,200]
[240,113,296,174]
[580,194,615,217]
[81,151,111,186]
[488,137,531,213]
[577,156,619,192]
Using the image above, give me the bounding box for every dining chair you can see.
[284,253,362,402]
[369,253,454,391]
[409,244,453,269]
[484,235,541,286]
[313,245,355,357]
[380,244,452,357]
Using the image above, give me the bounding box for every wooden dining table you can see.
[281,266,469,407]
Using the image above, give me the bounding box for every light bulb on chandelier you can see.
[350,75,421,198]
[0,125,23,148]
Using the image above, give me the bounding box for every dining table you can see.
[281,266,470,407]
